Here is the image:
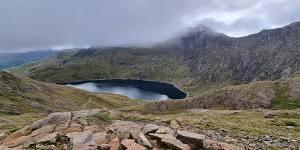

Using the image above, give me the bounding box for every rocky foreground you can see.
[0,109,243,150]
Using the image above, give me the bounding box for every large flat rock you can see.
[149,133,191,150]
[177,130,204,148]
[121,139,147,150]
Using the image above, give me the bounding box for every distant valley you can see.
[0,50,56,70]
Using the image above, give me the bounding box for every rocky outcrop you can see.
[1,109,104,149]
[0,110,244,150]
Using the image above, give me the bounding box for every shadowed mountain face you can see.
[172,22,300,83]
[11,22,300,94]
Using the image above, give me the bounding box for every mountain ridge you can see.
[10,21,300,95]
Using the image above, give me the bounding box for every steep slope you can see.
[0,71,138,115]
[173,22,300,84]
[142,77,300,114]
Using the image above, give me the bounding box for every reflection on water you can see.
[68,82,169,100]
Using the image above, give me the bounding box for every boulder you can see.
[177,130,204,149]
[92,132,108,145]
[109,138,120,150]
[161,138,191,150]
[73,109,101,118]
[141,124,159,134]
[107,121,142,140]
[121,139,147,150]
[3,126,31,145]
[137,133,152,148]
[31,112,72,130]
[67,130,93,145]
[36,132,60,143]
[63,123,83,133]
[30,109,101,131]
[149,133,190,150]
[0,145,8,150]
[5,135,31,148]
[31,125,55,138]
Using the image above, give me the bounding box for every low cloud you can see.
[0,0,299,52]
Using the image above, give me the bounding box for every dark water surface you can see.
[66,79,187,100]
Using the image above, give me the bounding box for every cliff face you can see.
[173,22,300,84]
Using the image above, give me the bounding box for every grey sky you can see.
[0,0,299,52]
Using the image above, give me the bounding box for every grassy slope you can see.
[135,78,300,114]
[116,109,300,141]
[0,71,140,115]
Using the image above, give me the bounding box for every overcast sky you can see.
[0,0,300,52]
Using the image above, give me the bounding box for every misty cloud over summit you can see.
[1,0,300,52]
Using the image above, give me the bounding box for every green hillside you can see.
[0,71,139,115]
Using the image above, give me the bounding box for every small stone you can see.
[264,112,277,118]
[121,139,147,150]
[36,144,58,150]
[99,144,110,150]
[285,126,295,129]
[78,119,88,126]
[156,126,174,135]
[263,135,272,141]
[170,120,180,129]
[0,133,5,139]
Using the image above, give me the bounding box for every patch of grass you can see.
[283,120,297,127]
[271,81,300,109]
[0,113,45,133]
[88,111,113,124]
